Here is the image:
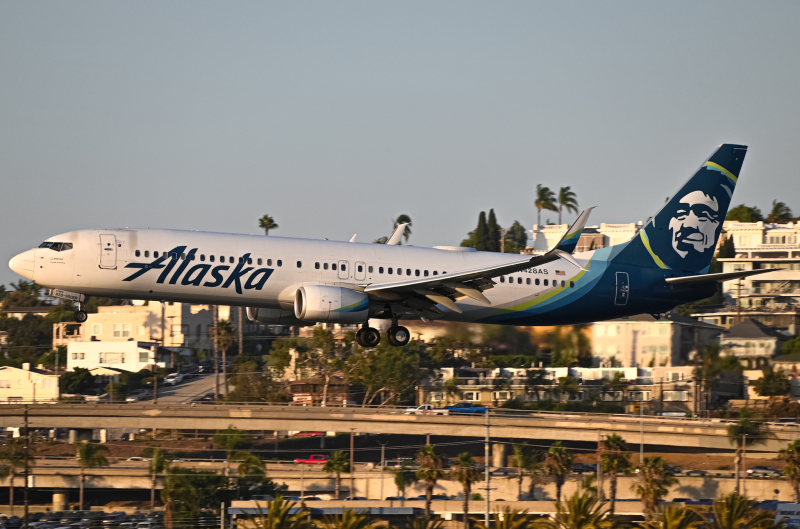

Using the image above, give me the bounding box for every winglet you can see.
[349,234,357,242]
[386,223,409,245]
[554,207,595,254]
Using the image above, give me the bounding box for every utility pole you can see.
[484,408,490,527]
[300,463,305,499]
[597,431,604,502]
[238,307,244,356]
[500,228,507,253]
[737,277,743,325]
[213,305,220,400]
[379,442,387,501]
[350,430,356,500]
[742,433,748,497]
[659,377,664,416]
[639,401,644,465]
[23,405,29,529]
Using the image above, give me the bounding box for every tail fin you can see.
[555,207,595,253]
[622,144,747,273]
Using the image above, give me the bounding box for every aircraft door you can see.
[338,260,349,280]
[354,261,366,281]
[614,272,629,306]
[99,234,117,269]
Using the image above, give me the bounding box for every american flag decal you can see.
[556,270,565,276]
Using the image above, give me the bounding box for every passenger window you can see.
[424,270,429,277]
[297,261,302,268]
[239,257,243,264]
[526,278,531,285]
[315,262,320,269]
[415,270,420,276]
[509,277,513,283]
[544,279,549,286]
[144,251,150,258]
[358,265,363,273]
[154,251,159,258]
[518,277,522,284]
[561,280,566,287]
[342,264,346,271]
[379,267,384,273]
[324,263,328,270]
[332,263,337,271]
[500,276,505,283]
[209,255,215,263]
[570,281,575,288]
[535,278,540,286]
[368,266,373,273]
[135,250,140,257]
[248,258,252,265]
[388,267,393,274]
[406,269,411,276]
[257,258,261,265]
[433,271,438,275]
[181,253,186,260]
[200,254,205,261]
[267,259,272,266]
[277,260,282,267]
[229,256,234,264]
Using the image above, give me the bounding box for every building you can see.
[0,363,59,403]
[525,222,643,254]
[288,376,353,405]
[53,302,221,351]
[591,313,724,368]
[2,305,52,320]
[720,318,790,368]
[66,341,179,372]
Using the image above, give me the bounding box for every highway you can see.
[1,403,798,451]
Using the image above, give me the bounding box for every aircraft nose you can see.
[9,249,35,280]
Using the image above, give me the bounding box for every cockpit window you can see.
[38,242,73,251]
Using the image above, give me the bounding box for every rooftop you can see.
[724,318,789,340]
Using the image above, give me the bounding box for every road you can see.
[154,373,225,403]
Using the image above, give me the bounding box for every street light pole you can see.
[742,433,748,497]
[350,429,355,500]
[484,408,490,526]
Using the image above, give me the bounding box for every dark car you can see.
[572,463,595,474]
[747,465,781,478]
[685,469,708,477]
[198,361,214,374]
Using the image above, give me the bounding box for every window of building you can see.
[139,351,149,363]
[79,352,85,359]
[658,345,669,355]
[628,391,651,402]
[462,391,481,401]
[91,324,102,336]
[663,390,689,402]
[665,371,685,382]
[493,391,511,401]
[429,392,444,403]
[113,324,131,338]
[0,380,9,389]
[601,391,623,402]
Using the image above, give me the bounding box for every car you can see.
[409,494,451,501]
[185,392,216,404]
[443,402,486,415]
[293,454,327,465]
[181,363,200,378]
[747,466,782,478]
[684,469,708,477]
[293,432,324,438]
[126,389,152,403]
[572,463,595,474]
[198,361,214,374]
[164,373,183,386]
[405,404,449,415]
[343,496,369,501]
[385,496,406,501]
[126,456,152,462]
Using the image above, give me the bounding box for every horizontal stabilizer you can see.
[665,268,777,285]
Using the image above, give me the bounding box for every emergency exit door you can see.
[99,234,117,269]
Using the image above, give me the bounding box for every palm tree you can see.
[533,490,611,529]
[707,492,781,529]
[642,504,704,529]
[474,507,529,529]
[258,215,279,236]
[314,509,371,529]
[633,456,677,522]
[149,447,171,511]
[236,451,266,498]
[241,496,314,529]
[509,444,539,500]
[393,214,413,244]
[76,441,109,510]
[557,187,579,225]
[0,438,29,511]
[404,519,446,529]
[535,185,558,227]
[213,425,247,482]
[544,441,573,502]
[416,444,445,521]
[781,440,800,502]
[449,452,480,529]
[323,451,350,499]
[767,200,793,223]
[600,433,630,516]
[384,459,418,501]
[727,409,769,493]
[212,319,237,396]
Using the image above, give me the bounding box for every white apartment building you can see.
[526,222,643,254]
[0,363,60,403]
[66,341,178,372]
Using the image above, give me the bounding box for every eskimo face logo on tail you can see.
[668,190,721,258]
[123,246,273,294]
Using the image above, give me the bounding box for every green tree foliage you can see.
[783,336,800,356]
[556,376,580,402]
[510,443,542,500]
[503,221,529,253]
[76,441,109,510]
[345,338,422,406]
[707,492,783,529]
[481,326,537,357]
[549,325,592,367]
[1,280,42,309]
[726,204,764,223]
[0,438,31,511]
[148,447,171,511]
[404,518,446,529]
[212,318,237,353]
[416,444,445,521]
[633,456,677,521]
[642,504,704,529]
[449,452,480,529]
[83,296,127,313]
[474,211,488,251]
[162,468,230,529]
[384,459,418,499]
[544,441,573,502]
[768,200,794,223]
[323,450,350,499]
[315,509,372,529]
[214,425,248,480]
[752,367,791,397]
[37,346,67,370]
[226,360,287,403]
[535,185,558,227]
[474,507,530,529]
[728,408,772,489]
[426,324,477,366]
[393,214,413,244]
[486,209,501,252]
[258,215,279,236]
[534,490,611,529]
[60,367,95,393]
[718,236,736,258]
[600,433,630,516]
[0,313,53,362]
[781,440,800,503]
[557,187,579,225]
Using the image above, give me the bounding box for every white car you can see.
[404,404,448,415]
[164,373,183,386]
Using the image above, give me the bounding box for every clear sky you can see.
[1,2,799,287]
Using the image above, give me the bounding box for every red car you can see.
[294,454,328,465]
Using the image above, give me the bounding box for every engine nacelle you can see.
[294,285,370,323]
[245,306,310,326]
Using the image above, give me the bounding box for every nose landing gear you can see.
[74,302,88,323]
[356,325,381,348]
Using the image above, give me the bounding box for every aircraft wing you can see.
[665,268,777,285]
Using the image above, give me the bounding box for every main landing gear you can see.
[356,325,381,348]
[74,301,88,323]
[387,325,410,347]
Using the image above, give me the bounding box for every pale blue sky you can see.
[2,2,799,286]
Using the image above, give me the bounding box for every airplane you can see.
[9,144,771,349]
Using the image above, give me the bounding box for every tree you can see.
[162,468,230,528]
[323,451,350,499]
[404,519,446,529]
[384,459,418,501]
[235,451,270,499]
[214,425,247,482]
[212,319,237,394]
[486,209,501,252]
[416,444,445,521]
[768,200,793,223]
[344,338,423,407]
[393,214,413,244]
[258,215,279,236]
[718,236,735,259]
[726,205,763,223]
[76,441,109,510]
[226,360,287,403]
[503,221,529,253]
[149,447,172,511]
[315,509,372,529]
[633,456,677,522]
[642,505,704,529]
[509,444,541,500]
[780,440,800,503]
[783,336,800,356]
[533,490,611,529]
[474,507,529,529]
[544,441,573,502]
[1,280,41,309]
[535,185,558,227]
[475,212,488,251]
[707,492,782,529]
[727,409,770,493]
[59,367,95,393]
[449,452,480,529]
[600,433,630,516]
[0,438,30,511]
[557,187,579,225]
[752,367,791,397]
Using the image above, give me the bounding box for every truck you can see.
[293,454,328,465]
[443,402,486,415]
[404,404,449,415]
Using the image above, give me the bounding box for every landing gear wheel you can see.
[356,327,381,348]
[74,310,88,323]
[387,325,410,347]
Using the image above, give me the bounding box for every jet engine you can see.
[245,307,309,326]
[294,285,370,323]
